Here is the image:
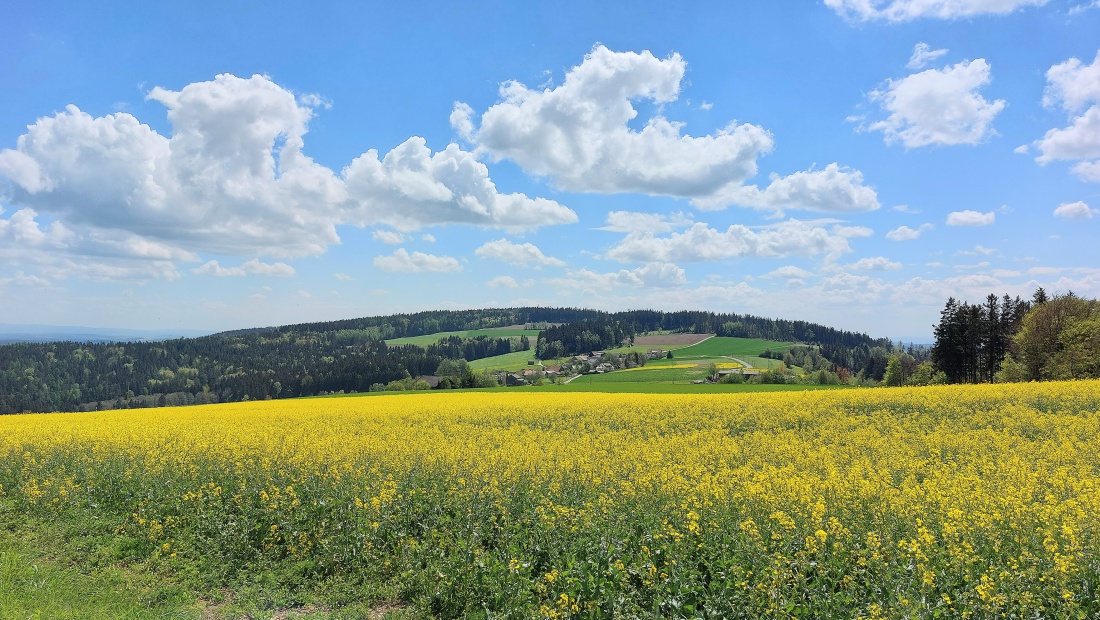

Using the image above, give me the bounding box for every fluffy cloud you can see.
[547,263,687,292]
[487,275,520,288]
[907,43,948,69]
[372,230,405,244]
[865,59,1005,147]
[844,256,903,270]
[1053,200,1096,219]
[373,248,462,273]
[886,223,933,240]
[946,210,995,226]
[826,0,1048,21]
[713,163,880,214]
[1035,51,1100,180]
[0,76,345,258]
[763,266,815,279]
[0,207,72,249]
[605,220,871,263]
[1043,50,1100,112]
[474,239,566,268]
[454,46,881,214]
[1072,160,1100,181]
[452,45,774,204]
[192,259,295,277]
[598,210,694,234]
[1034,108,1100,168]
[0,73,576,281]
[342,138,577,232]
[0,206,195,283]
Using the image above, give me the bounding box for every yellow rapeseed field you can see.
[2,381,1099,618]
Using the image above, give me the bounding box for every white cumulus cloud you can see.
[487,275,520,288]
[454,45,880,214]
[826,0,1048,22]
[886,223,933,240]
[372,230,405,244]
[598,210,694,234]
[1035,51,1100,181]
[845,256,903,271]
[547,263,687,292]
[452,45,775,205]
[373,248,462,273]
[474,239,566,268]
[1053,200,1096,219]
[713,163,880,215]
[946,210,996,226]
[192,258,296,277]
[1043,50,1100,112]
[864,59,1005,147]
[907,43,948,69]
[763,266,816,279]
[342,138,577,232]
[0,73,577,283]
[606,219,869,264]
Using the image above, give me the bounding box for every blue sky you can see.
[2,0,1099,340]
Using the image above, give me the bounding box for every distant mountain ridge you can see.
[0,324,213,344]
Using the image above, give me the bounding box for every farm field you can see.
[465,349,540,371]
[566,364,710,384]
[670,336,793,358]
[384,328,540,348]
[517,382,850,394]
[3,382,1100,618]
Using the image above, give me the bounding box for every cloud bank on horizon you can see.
[0,1,1097,338]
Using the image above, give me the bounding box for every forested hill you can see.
[0,307,887,414]
[223,307,886,349]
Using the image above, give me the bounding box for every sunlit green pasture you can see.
[671,336,792,358]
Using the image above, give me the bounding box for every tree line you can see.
[0,328,526,414]
[929,288,1100,384]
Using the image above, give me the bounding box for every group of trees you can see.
[996,293,1100,382]
[368,359,499,392]
[931,293,1032,383]
[535,319,631,359]
[426,334,529,360]
[930,289,1100,384]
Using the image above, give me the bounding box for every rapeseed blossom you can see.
[1,381,1099,617]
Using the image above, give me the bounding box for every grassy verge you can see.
[0,502,417,619]
[0,506,196,619]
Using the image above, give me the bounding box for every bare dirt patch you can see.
[633,333,714,347]
[370,601,408,619]
[199,594,329,620]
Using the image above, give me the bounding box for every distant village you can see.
[500,348,670,386]
[415,348,674,388]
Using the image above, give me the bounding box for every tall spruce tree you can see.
[932,292,1032,383]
